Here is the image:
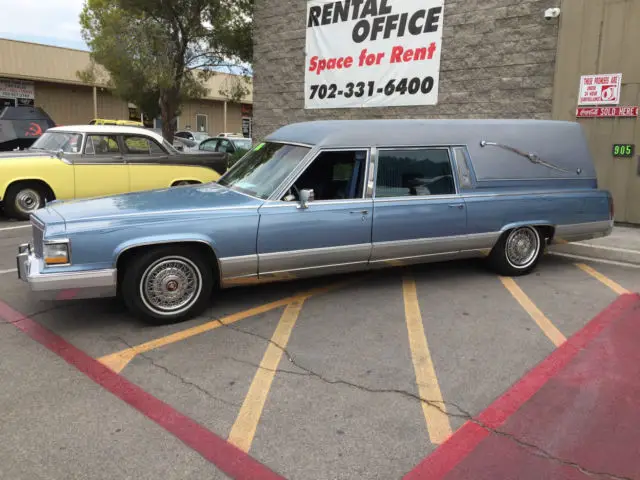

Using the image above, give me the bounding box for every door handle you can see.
[350,210,369,215]
[448,204,465,210]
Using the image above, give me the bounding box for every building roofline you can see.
[0,37,253,104]
[0,37,90,54]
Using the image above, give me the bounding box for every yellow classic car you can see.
[0,125,228,220]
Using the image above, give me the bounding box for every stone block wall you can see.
[252,0,561,140]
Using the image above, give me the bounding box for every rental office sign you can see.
[304,0,445,109]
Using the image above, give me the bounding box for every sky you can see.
[0,0,89,50]
[0,0,251,75]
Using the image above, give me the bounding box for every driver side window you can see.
[283,150,368,202]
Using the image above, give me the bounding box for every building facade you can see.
[252,0,640,224]
[0,38,253,136]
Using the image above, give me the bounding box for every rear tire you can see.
[487,226,543,276]
[4,182,46,220]
[121,246,214,325]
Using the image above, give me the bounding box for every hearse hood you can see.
[41,183,262,226]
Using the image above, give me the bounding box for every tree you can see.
[79,0,253,142]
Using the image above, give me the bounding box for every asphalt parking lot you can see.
[1,216,639,480]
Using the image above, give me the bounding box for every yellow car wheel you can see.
[4,182,48,221]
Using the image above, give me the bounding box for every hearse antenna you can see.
[479,140,582,175]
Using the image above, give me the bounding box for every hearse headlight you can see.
[43,241,70,266]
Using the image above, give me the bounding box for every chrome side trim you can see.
[259,260,368,281]
[369,249,488,267]
[258,243,371,274]
[374,194,462,203]
[260,199,373,209]
[475,177,598,182]
[553,220,613,242]
[461,189,601,199]
[370,232,500,261]
[219,254,257,280]
[372,188,604,203]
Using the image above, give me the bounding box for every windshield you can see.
[30,131,83,153]
[232,138,252,151]
[218,142,311,199]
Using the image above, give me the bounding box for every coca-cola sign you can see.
[576,106,639,118]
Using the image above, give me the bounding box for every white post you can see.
[92,86,98,118]
[223,101,228,133]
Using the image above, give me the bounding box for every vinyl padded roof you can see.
[265,119,596,181]
[265,119,579,149]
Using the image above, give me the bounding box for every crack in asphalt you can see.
[216,319,635,480]
[2,299,631,478]
[114,336,242,409]
[0,303,75,326]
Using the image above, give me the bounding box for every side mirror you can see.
[298,189,314,209]
[55,149,64,159]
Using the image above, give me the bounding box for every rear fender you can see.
[499,221,555,239]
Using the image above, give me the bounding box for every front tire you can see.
[487,226,543,276]
[121,246,214,325]
[4,182,46,220]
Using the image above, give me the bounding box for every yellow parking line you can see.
[98,279,356,373]
[500,277,567,347]
[402,275,452,445]
[228,299,305,452]
[575,263,630,295]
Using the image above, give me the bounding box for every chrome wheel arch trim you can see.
[113,238,224,285]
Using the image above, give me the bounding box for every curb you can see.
[549,242,640,266]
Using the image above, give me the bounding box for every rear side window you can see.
[85,135,120,154]
[375,148,456,198]
[452,147,473,188]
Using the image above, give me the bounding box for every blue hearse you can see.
[17,119,614,324]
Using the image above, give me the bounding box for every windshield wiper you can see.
[479,140,582,175]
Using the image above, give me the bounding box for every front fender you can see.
[112,233,218,267]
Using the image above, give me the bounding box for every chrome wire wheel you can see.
[505,227,540,269]
[15,188,42,214]
[139,256,203,316]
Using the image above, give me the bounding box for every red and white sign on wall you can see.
[576,106,638,118]
[578,73,622,106]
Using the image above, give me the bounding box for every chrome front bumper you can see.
[17,243,117,300]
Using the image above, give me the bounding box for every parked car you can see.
[16,119,613,325]
[1,125,228,220]
[172,136,200,152]
[199,136,253,155]
[174,130,211,143]
[0,106,56,152]
[216,132,244,138]
[89,118,144,127]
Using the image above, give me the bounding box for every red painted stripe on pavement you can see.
[0,301,285,480]
[403,293,640,480]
